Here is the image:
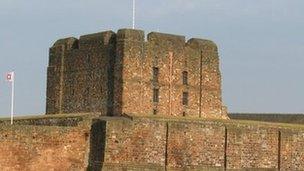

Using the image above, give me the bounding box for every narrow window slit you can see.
[182,92,189,106]
[153,88,159,103]
[182,71,188,85]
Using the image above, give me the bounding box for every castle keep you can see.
[46,29,227,119]
[0,29,303,171]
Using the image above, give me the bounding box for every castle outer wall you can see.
[0,114,303,171]
[46,29,227,119]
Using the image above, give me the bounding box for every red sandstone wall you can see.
[103,118,167,168]
[0,118,91,171]
[101,118,304,170]
[147,33,186,117]
[114,29,146,116]
[1,115,304,170]
[47,42,68,114]
[47,31,116,115]
[62,32,115,115]
[280,129,304,170]
[167,122,225,169]
[115,29,226,119]
[47,29,227,119]
[226,125,279,169]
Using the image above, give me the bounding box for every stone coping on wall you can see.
[0,113,303,130]
[229,113,304,125]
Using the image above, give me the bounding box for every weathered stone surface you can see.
[226,125,278,169]
[5,28,302,171]
[0,114,304,170]
[0,115,92,171]
[97,118,304,171]
[46,29,227,119]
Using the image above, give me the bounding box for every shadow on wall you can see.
[87,119,107,170]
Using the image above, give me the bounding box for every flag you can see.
[6,72,14,82]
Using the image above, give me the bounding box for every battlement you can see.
[148,32,185,45]
[52,37,79,49]
[46,29,227,119]
[117,29,144,41]
[187,38,218,51]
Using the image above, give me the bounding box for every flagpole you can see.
[132,0,135,29]
[10,72,14,125]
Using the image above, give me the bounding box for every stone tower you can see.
[46,29,227,119]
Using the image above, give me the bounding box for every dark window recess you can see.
[153,109,157,115]
[87,55,91,64]
[153,88,159,103]
[71,88,75,96]
[153,67,159,82]
[182,92,189,106]
[84,87,90,95]
[182,112,186,117]
[182,71,188,85]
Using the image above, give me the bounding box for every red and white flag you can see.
[6,72,14,82]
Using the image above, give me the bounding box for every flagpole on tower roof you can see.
[132,0,135,29]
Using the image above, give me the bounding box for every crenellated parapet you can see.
[46,29,227,119]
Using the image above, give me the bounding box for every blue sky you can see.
[0,0,303,116]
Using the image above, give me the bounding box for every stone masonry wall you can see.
[115,29,226,119]
[226,125,278,169]
[0,115,304,170]
[46,29,227,119]
[280,129,304,170]
[103,118,167,170]
[46,31,116,115]
[0,115,92,171]
[99,117,304,171]
[167,121,225,170]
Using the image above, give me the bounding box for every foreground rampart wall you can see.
[99,117,304,170]
[0,115,303,171]
[0,115,92,171]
